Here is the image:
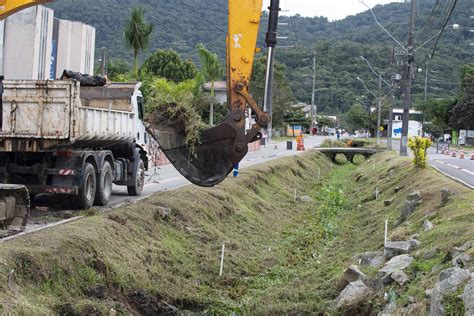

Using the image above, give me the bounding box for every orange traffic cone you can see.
[451,150,457,158]
[446,149,451,156]
[460,149,465,159]
[441,146,445,154]
[471,152,474,160]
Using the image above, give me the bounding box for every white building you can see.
[0,5,95,80]
[1,5,54,79]
[386,108,423,138]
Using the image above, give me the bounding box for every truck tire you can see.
[94,161,113,206]
[127,159,145,196]
[74,163,96,209]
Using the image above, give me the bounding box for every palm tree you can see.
[196,43,223,126]
[123,7,153,78]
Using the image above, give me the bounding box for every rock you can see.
[391,270,409,286]
[7,269,20,293]
[429,267,471,316]
[155,207,171,220]
[452,252,471,269]
[407,191,423,205]
[410,234,420,240]
[422,248,440,260]
[463,279,474,315]
[423,219,434,231]
[453,241,472,253]
[344,265,367,283]
[379,254,413,275]
[297,195,314,203]
[425,288,433,297]
[384,198,394,207]
[400,200,416,220]
[335,280,372,309]
[384,241,410,259]
[408,239,421,250]
[401,303,423,315]
[381,301,397,315]
[394,186,404,193]
[360,251,385,268]
[440,188,452,204]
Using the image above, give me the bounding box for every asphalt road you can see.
[108,136,328,207]
[390,140,474,189]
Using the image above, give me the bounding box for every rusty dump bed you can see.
[0,80,139,152]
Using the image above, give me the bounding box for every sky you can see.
[262,0,402,21]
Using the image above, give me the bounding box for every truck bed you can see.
[0,80,139,152]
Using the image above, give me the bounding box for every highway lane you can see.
[389,140,474,189]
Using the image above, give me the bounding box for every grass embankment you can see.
[0,151,472,314]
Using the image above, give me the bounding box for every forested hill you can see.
[49,0,472,61]
[49,0,473,114]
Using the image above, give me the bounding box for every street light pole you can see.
[400,0,416,157]
[311,52,316,124]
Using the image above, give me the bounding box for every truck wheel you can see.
[74,163,96,209]
[94,161,113,206]
[127,159,145,196]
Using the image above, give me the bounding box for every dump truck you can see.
[0,79,150,234]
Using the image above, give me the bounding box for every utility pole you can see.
[311,51,316,125]
[424,64,428,102]
[100,47,107,77]
[263,0,281,141]
[387,48,396,151]
[377,76,382,145]
[400,0,416,156]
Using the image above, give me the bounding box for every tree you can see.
[123,7,153,78]
[284,106,310,136]
[451,64,474,130]
[316,115,336,128]
[140,49,197,82]
[342,104,371,132]
[415,98,457,136]
[106,59,131,81]
[196,43,223,126]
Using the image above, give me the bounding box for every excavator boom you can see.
[0,0,53,19]
[150,0,269,187]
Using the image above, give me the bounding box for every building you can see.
[202,81,227,104]
[0,5,95,80]
[1,5,54,79]
[384,108,423,138]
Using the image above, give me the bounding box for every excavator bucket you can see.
[149,118,245,187]
[0,184,29,237]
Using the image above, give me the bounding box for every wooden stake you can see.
[384,220,388,255]
[219,243,225,276]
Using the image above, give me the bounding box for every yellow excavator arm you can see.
[151,0,271,187]
[227,0,264,119]
[0,0,53,19]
